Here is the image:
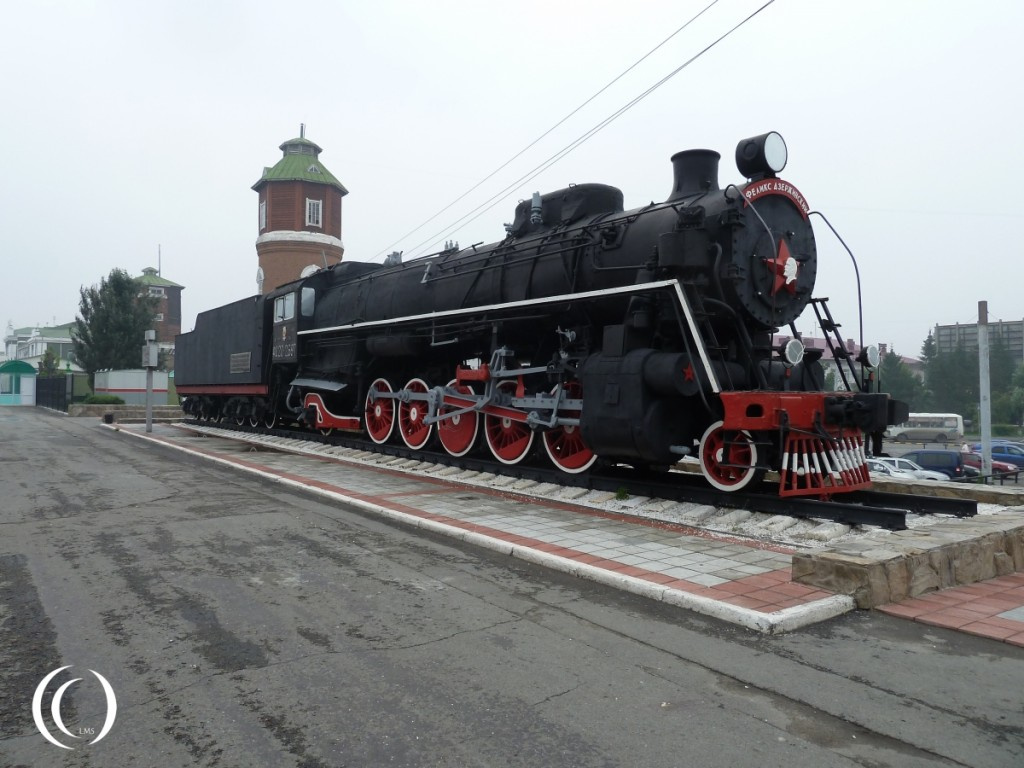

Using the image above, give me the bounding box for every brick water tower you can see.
[253,126,348,294]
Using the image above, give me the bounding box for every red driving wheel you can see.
[543,382,596,474]
[438,380,478,457]
[398,378,433,450]
[364,378,395,444]
[483,381,534,465]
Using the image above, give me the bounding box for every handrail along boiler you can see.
[176,132,908,497]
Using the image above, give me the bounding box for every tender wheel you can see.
[698,420,761,492]
[543,382,596,474]
[484,381,535,465]
[234,415,245,426]
[398,378,433,450]
[263,411,277,429]
[364,378,395,445]
[319,427,334,436]
[249,415,260,428]
[438,380,478,457]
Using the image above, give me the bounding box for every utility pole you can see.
[978,301,992,478]
[142,330,158,433]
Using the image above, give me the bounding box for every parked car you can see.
[962,452,1021,479]
[872,456,948,481]
[865,458,917,480]
[969,442,1024,468]
[900,450,966,480]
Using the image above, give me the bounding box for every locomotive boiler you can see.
[176,132,907,497]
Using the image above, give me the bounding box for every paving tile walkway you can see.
[111,423,1024,641]
[114,424,853,633]
[878,573,1024,646]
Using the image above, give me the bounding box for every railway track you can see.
[181,419,978,531]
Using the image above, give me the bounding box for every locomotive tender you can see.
[176,132,907,497]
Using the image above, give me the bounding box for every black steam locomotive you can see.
[176,132,906,497]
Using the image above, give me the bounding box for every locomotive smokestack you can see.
[667,149,720,201]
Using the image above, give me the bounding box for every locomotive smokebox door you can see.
[731,179,817,329]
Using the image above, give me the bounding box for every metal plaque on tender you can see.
[229,352,251,374]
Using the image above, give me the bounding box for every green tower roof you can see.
[138,267,183,289]
[252,128,348,195]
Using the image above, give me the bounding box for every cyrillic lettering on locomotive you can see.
[741,179,810,218]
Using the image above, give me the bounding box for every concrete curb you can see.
[108,424,854,634]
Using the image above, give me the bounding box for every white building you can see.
[3,321,84,372]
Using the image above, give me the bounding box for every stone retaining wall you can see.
[793,513,1024,608]
[69,404,183,422]
[869,475,1024,507]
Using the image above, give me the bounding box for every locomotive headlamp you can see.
[857,344,882,370]
[735,132,788,179]
[782,338,805,367]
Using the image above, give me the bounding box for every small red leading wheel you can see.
[543,382,596,474]
[438,380,479,457]
[698,420,761,492]
[364,378,395,444]
[484,380,535,465]
[398,378,433,449]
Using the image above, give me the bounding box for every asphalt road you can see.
[1,408,1022,768]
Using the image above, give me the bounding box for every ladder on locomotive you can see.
[676,279,763,392]
[808,297,864,392]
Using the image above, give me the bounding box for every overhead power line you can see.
[373,0,724,260]
[402,0,777,260]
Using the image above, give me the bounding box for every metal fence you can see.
[36,375,69,411]
[36,373,91,412]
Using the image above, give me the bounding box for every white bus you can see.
[887,413,965,443]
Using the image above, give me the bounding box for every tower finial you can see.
[300,123,305,139]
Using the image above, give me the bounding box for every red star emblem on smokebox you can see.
[764,239,799,296]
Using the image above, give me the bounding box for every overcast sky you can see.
[1,0,1020,359]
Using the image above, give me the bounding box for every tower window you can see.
[259,200,267,230]
[306,198,322,228]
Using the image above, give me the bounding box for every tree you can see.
[917,333,938,410]
[877,349,923,409]
[1008,363,1024,427]
[925,343,978,420]
[36,347,60,377]
[988,337,1015,393]
[823,366,838,392]
[72,269,157,381]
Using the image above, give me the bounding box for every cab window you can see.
[301,287,315,317]
[273,293,296,323]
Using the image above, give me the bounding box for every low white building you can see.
[94,370,169,405]
[3,321,84,372]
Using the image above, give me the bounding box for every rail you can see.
[180,419,980,531]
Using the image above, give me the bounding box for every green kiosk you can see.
[0,360,37,405]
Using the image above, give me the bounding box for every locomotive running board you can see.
[298,279,721,393]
